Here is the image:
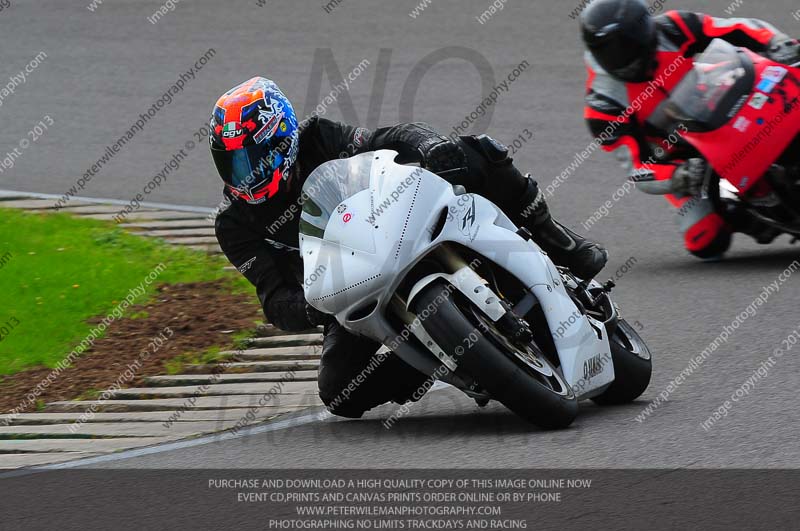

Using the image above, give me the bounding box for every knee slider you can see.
[317,378,365,418]
[685,214,732,259]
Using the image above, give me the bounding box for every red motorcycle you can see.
[658,39,800,237]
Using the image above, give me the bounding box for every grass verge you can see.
[0,207,250,375]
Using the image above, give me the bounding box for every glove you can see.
[766,37,800,65]
[630,159,707,196]
[417,137,468,178]
[306,304,334,327]
[671,158,707,197]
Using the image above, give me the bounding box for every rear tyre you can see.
[414,282,578,429]
[591,319,652,405]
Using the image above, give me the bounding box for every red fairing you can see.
[677,54,800,195]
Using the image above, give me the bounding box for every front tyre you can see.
[414,282,578,429]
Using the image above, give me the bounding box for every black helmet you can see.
[580,0,658,83]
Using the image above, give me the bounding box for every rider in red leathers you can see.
[580,0,800,258]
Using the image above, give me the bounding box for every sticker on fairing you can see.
[339,206,356,225]
[733,116,751,132]
[756,79,777,93]
[748,93,769,110]
[762,66,788,83]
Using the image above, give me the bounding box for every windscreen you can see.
[299,155,373,238]
[666,39,753,131]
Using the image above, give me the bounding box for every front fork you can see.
[408,245,535,348]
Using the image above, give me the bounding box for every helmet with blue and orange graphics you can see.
[210,77,299,204]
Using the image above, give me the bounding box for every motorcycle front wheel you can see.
[413,281,578,429]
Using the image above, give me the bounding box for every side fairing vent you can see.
[311,274,382,302]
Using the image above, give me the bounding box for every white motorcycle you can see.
[300,151,651,428]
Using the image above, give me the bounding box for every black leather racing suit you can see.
[216,117,556,417]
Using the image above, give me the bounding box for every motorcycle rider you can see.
[580,0,800,258]
[211,77,608,418]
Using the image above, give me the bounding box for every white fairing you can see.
[300,151,614,397]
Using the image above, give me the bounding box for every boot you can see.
[519,177,608,279]
[533,218,610,279]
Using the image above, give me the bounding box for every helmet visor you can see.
[212,142,284,192]
[592,33,650,76]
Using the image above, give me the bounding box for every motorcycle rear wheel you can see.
[591,319,652,405]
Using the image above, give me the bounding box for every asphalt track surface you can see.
[2,0,800,469]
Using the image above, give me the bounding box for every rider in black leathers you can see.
[212,78,608,418]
